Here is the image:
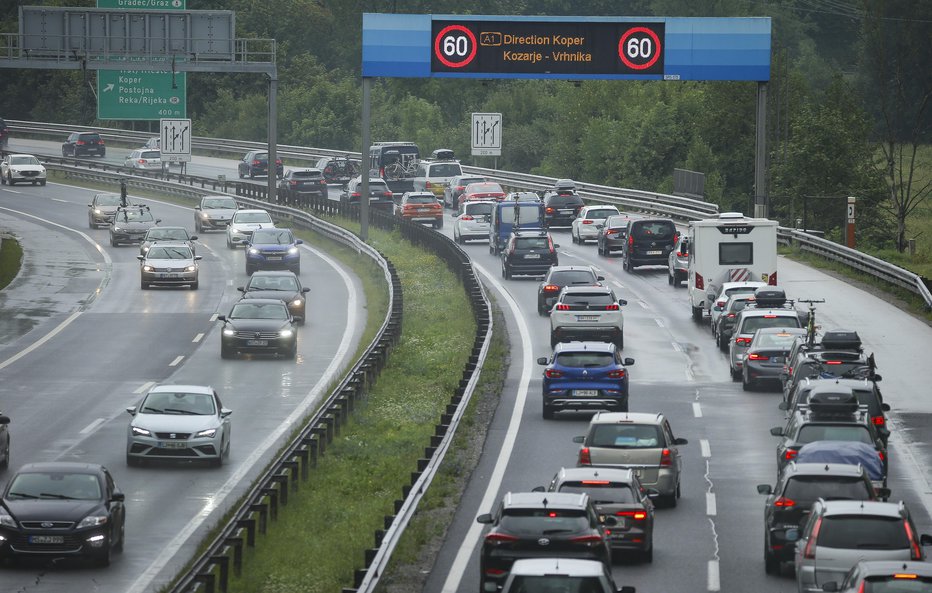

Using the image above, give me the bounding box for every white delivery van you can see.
[687,212,778,321]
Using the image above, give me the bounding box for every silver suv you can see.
[729,307,802,379]
[789,499,932,593]
[550,286,627,349]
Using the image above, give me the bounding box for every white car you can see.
[571,205,620,244]
[709,281,767,331]
[501,558,634,593]
[125,384,231,467]
[124,149,162,171]
[226,209,275,249]
[453,200,494,243]
[550,285,627,349]
[1,154,47,186]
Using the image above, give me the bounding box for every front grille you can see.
[9,534,84,552]
[21,521,75,529]
[259,250,285,256]
[155,432,191,439]
[234,331,280,339]
[148,448,198,457]
[150,267,189,273]
[21,171,39,177]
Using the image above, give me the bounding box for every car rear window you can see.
[235,212,273,223]
[407,195,436,204]
[554,352,615,368]
[369,182,389,192]
[797,425,874,445]
[561,292,615,307]
[547,195,584,207]
[549,270,598,286]
[817,516,909,550]
[457,177,485,187]
[514,237,550,250]
[79,133,101,141]
[500,205,543,224]
[291,170,320,179]
[862,576,932,591]
[590,424,662,449]
[783,476,872,502]
[604,215,629,229]
[249,275,299,291]
[466,182,503,194]
[586,209,617,220]
[631,221,675,239]
[507,576,606,592]
[428,163,461,177]
[740,315,801,333]
[464,202,493,216]
[499,509,589,534]
[752,332,803,349]
[141,150,160,159]
[558,482,637,504]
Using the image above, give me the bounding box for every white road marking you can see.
[52,198,69,203]
[672,341,682,352]
[79,418,106,434]
[441,264,534,593]
[192,333,204,343]
[0,311,82,371]
[692,402,703,417]
[227,279,233,286]
[209,313,219,322]
[611,280,625,289]
[638,300,650,309]
[654,318,664,328]
[686,367,695,382]
[706,492,717,516]
[700,439,711,458]
[169,355,184,367]
[708,559,721,591]
[134,381,156,394]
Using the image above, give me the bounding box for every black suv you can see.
[757,462,884,575]
[476,491,614,592]
[782,377,891,447]
[782,348,873,404]
[238,150,283,179]
[62,131,106,157]
[543,182,585,227]
[622,218,677,271]
[501,230,559,279]
[536,265,604,315]
[277,168,327,200]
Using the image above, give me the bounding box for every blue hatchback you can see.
[537,341,634,419]
[245,228,302,275]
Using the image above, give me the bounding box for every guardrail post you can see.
[271,474,289,505]
[209,555,229,592]
[225,536,244,575]
[236,517,257,546]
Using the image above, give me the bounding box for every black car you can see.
[0,462,126,566]
[596,214,632,256]
[501,230,559,279]
[782,377,891,447]
[537,265,604,315]
[339,176,394,211]
[109,205,160,246]
[714,294,755,351]
[543,192,585,228]
[62,131,106,158]
[0,411,9,470]
[238,271,310,325]
[315,156,359,185]
[194,195,239,232]
[621,218,677,271]
[218,299,297,359]
[238,150,283,179]
[757,462,883,575]
[278,168,327,201]
[476,491,614,592]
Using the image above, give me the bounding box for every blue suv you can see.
[537,341,634,419]
[245,228,302,275]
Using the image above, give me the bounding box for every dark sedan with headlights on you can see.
[0,462,126,566]
[237,270,310,325]
[218,299,297,359]
[109,205,160,246]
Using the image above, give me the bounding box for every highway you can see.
[2,137,931,593]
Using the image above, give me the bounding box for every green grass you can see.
[0,234,23,290]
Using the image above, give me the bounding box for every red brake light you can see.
[605,304,619,311]
[426,181,433,188]
[727,313,736,318]
[893,574,919,580]
[581,480,610,485]
[607,369,626,379]
[627,234,634,246]
[735,337,752,345]
[615,510,647,520]
[99,139,105,144]
[544,369,563,378]
[582,220,593,224]
[695,272,704,291]
[137,159,146,164]
[76,140,86,145]
[773,497,795,507]
[485,533,519,544]
[660,448,672,467]
[461,215,474,221]
[543,284,560,292]
[548,235,556,253]
[872,416,885,426]
[252,160,261,165]
[569,534,603,544]
[546,207,554,214]
[456,185,465,191]
[878,451,885,462]
[606,229,619,235]
[748,353,769,361]
[763,314,778,318]
[824,360,842,365]
[578,447,591,466]
[556,304,571,311]
[677,251,686,257]
[351,192,361,198]
[804,516,822,559]
[716,300,725,307]
[784,449,798,461]
[904,521,922,560]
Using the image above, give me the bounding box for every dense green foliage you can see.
[2,1,929,249]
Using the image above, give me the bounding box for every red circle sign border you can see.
[434,24,478,69]
[618,26,662,71]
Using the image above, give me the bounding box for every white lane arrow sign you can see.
[103,83,115,92]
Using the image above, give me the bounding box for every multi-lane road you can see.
[1,138,931,593]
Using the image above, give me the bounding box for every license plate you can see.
[159,273,178,278]
[29,535,64,544]
[576,315,599,322]
[646,250,663,255]
[524,253,541,259]
[559,209,572,214]
[266,256,282,261]
[159,441,187,449]
[574,389,599,397]
[613,518,627,530]
[247,339,268,346]
[772,356,784,363]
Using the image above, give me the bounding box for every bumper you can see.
[606,527,650,551]
[200,217,232,230]
[600,238,627,251]
[744,363,784,384]
[402,214,441,223]
[552,326,623,344]
[626,252,670,266]
[222,335,296,355]
[141,270,198,286]
[246,253,300,270]
[545,214,577,227]
[578,226,600,239]
[111,231,147,243]
[127,434,221,462]
[228,230,254,245]
[91,212,116,225]
[0,526,111,560]
[9,171,47,182]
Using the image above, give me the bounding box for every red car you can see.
[458,181,506,209]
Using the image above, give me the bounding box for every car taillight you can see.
[695,272,704,290]
[99,139,105,144]
[872,416,885,426]
[484,568,508,577]
[763,314,778,318]
[569,534,603,544]
[461,215,474,221]
[351,192,361,198]
[606,229,619,235]
[485,532,519,544]
[769,271,778,285]
[803,516,822,559]
[289,180,298,186]
[747,353,769,361]
[605,304,619,311]
[607,369,626,379]
[544,369,563,378]
[735,337,752,345]
[627,234,634,246]
[456,185,465,191]
[252,160,261,165]
[137,159,146,164]
[379,167,385,177]
[615,510,647,520]
[773,497,795,507]
[426,181,433,188]
[904,520,922,560]
[727,313,736,318]
[716,300,725,308]
[546,207,554,214]
[76,140,86,145]
[824,360,842,365]
[676,251,686,257]
[548,235,556,253]
[784,449,798,461]
[660,448,672,467]
[543,284,560,292]
[556,304,571,311]
[578,447,591,465]
[582,220,593,224]
[878,451,885,462]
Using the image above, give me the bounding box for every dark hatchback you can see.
[543,193,586,227]
[501,230,560,279]
[238,150,283,178]
[0,462,126,566]
[238,271,310,325]
[62,131,106,157]
[622,218,677,271]
[218,299,297,359]
[109,206,160,246]
[278,168,327,197]
[596,214,632,256]
[537,265,604,315]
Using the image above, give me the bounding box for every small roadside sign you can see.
[160,119,192,163]
[472,112,502,156]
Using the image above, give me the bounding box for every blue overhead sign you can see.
[363,14,771,82]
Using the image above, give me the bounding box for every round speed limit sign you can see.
[618,26,662,71]
[434,24,478,69]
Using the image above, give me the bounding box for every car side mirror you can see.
[673,437,688,445]
[873,374,882,381]
[920,533,932,546]
[111,492,126,502]
[476,513,493,524]
[619,587,636,593]
[537,357,548,365]
[597,275,605,281]
[295,239,303,245]
[822,582,839,592]
[220,408,233,418]
[87,203,93,207]
[0,415,9,425]
[531,486,545,492]
[553,244,560,248]
[194,255,203,261]
[194,205,201,210]
[217,315,226,322]
[237,286,245,292]
[302,287,310,293]
[778,402,789,411]
[881,403,890,412]
[770,427,784,437]
[874,487,891,499]
[136,255,144,261]
[756,484,773,495]
[623,358,635,366]
[190,235,198,241]
[596,223,604,229]
[785,528,800,542]
[125,406,137,416]
[619,299,628,306]
[572,435,585,444]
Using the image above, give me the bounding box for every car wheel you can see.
[248,169,255,179]
[298,316,306,326]
[691,305,703,322]
[502,263,512,280]
[542,402,555,420]
[212,446,224,468]
[668,269,674,284]
[663,491,678,508]
[623,257,630,272]
[190,281,199,290]
[97,542,112,567]
[550,333,558,348]
[730,366,740,381]
[238,167,244,179]
[220,344,234,359]
[719,334,730,353]
[227,236,235,249]
[126,454,139,467]
[764,537,779,575]
[0,437,9,470]
[284,342,297,360]
[39,180,46,186]
[742,373,752,391]
[195,220,202,233]
[7,175,14,186]
[88,217,95,229]
[110,236,118,247]
[141,280,149,290]
[434,218,442,229]
[113,521,125,553]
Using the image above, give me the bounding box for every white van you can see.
[687,212,778,321]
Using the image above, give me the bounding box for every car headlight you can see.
[194,428,217,438]
[142,246,150,252]
[142,265,153,272]
[185,265,197,272]
[77,515,108,529]
[113,226,122,231]
[200,212,209,218]
[279,329,294,338]
[291,298,303,307]
[132,426,152,437]
[287,247,298,255]
[94,208,102,214]
[248,248,259,255]
[0,513,16,528]
[223,328,236,336]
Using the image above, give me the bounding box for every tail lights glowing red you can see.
[747,353,769,361]
[543,285,560,292]
[556,304,571,311]
[484,533,519,544]
[578,447,591,465]
[581,480,610,485]
[773,497,795,507]
[544,369,563,379]
[627,234,634,246]
[569,534,604,544]
[735,337,752,345]
[660,448,672,467]
[615,510,647,520]
[904,521,922,560]
[582,220,593,225]
[461,215,474,221]
[872,416,885,426]
[607,369,626,379]
[784,449,798,461]
[695,272,704,290]
[606,229,619,235]
[605,304,619,311]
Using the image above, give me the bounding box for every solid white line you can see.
[0,311,82,371]
[700,439,711,458]
[79,418,106,435]
[192,333,204,343]
[168,355,184,367]
[441,264,535,593]
[127,242,359,593]
[654,318,664,328]
[708,560,721,591]
[671,341,682,352]
[692,402,703,417]
[134,381,156,395]
[706,492,717,516]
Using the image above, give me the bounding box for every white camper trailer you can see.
[687,213,778,321]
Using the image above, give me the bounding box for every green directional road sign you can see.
[96,0,186,121]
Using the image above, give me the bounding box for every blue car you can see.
[245,228,302,275]
[537,341,634,419]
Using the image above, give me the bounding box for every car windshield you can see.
[248,275,299,291]
[407,195,436,204]
[146,246,192,260]
[368,182,389,192]
[514,237,550,250]
[554,352,615,368]
[558,482,637,504]
[500,205,542,224]
[148,229,187,241]
[796,425,874,445]
[590,424,662,449]
[95,194,122,206]
[140,150,160,159]
[252,152,269,161]
[751,332,803,349]
[117,209,154,222]
[498,509,590,535]
[862,576,932,592]
[507,575,607,593]
[550,270,598,286]
[10,156,40,165]
[7,472,101,501]
[203,198,237,209]
[428,163,460,177]
[562,292,615,307]
[466,182,503,194]
[140,392,216,415]
[817,516,909,550]
[234,212,272,223]
[741,316,800,333]
[230,302,288,320]
[783,476,872,502]
[464,203,494,216]
[252,229,294,244]
[631,221,675,239]
[586,209,617,220]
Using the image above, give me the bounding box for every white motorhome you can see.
[687,212,778,321]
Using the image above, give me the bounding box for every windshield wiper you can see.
[142,406,164,413]
[8,491,38,499]
[40,493,77,500]
[163,408,198,415]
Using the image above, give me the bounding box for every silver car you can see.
[226,209,274,248]
[452,200,494,243]
[195,195,239,232]
[126,385,232,467]
[137,242,201,289]
[124,149,162,171]
[667,234,689,286]
[821,560,932,593]
[790,500,932,593]
[139,225,197,255]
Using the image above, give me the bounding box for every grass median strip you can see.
[0,234,23,290]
